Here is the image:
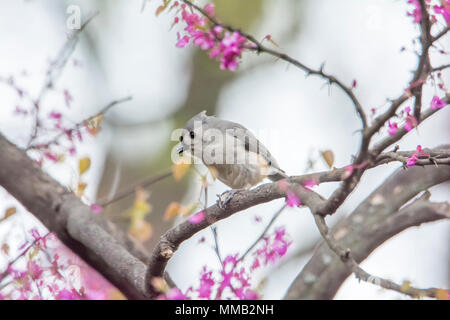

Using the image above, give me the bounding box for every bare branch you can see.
[27,96,132,151]
[312,210,447,299]
[180,0,368,129]
[285,165,450,299]
[27,12,99,147]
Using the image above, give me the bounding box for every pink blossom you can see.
[90,204,103,214]
[30,228,42,242]
[342,162,367,180]
[176,32,190,48]
[407,0,422,23]
[63,89,73,107]
[166,288,188,300]
[434,1,450,25]
[388,120,398,135]
[44,152,58,162]
[7,266,26,280]
[343,165,354,180]
[197,267,214,299]
[27,261,43,280]
[406,154,419,166]
[217,32,246,71]
[404,106,411,114]
[250,257,260,271]
[406,144,429,167]
[303,179,318,189]
[404,116,417,131]
[204,3,215,17]
[49,111,62,120]
[285,190,301,207]
[188,210,205,224]
[430,96,446,110]
[403,106,418,132]
[255,228,291,265]
[242,289,259,300]
[56,289,81,300]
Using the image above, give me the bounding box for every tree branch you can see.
[0,132,150,299]
[285,165,450,299]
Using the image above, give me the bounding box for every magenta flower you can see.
[188,210,205,224]
[406,145,429,167]
[204,3,215,17]
[430,96,446,110]
[286,190,301,207]
[255,227,292,265]
[403,106,417,132]
[388,120,398,135]
[303,179,318,189]
[242,289,259,300]
[171,3,248,71]
[56,289,81,300]
[90,204,103,214]
[49,111,62,119]
[250,257,260,271]
[27,261,43,280]
[197,267,214,299]
[166,288,188,300]
[434,1,450,25]
[217,32,246,71]
[176,32,190,48]
[407,0,422,23]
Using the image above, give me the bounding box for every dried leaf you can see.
[28,246,40,260]
[78,157,91,175]
[84,115,103,136]
[4,207,16,219]
[436,289,449,300]
[129,220,153,242]
[400,281,411,293]
[164,202,182,221]
[155,0,170,16]
[77,182,87,197]
[321,150,335,168]
[179,202,199,217]
[155,5,166,16]
[1,243,9,255]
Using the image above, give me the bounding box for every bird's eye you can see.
[179,135,183,142]
[190,131,195,139]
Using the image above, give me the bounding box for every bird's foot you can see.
[216,189,238,209]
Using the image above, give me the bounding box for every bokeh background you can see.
[0,0,449,299]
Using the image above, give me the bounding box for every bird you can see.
[176,111,287,208]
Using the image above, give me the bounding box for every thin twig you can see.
[181,0,368,129]
[238,204,287,262]
[97,170,172,207]
[27,12,99,147]
[27,96,133,151]
[312,212,447,299]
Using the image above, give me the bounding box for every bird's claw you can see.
[216,189,238,209]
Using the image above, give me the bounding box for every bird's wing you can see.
[213,119,286,174]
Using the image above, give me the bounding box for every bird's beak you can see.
[176,144,184,155]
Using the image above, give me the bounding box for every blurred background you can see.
[0,0,449,299]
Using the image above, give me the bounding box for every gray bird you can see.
[176,111,287,207]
